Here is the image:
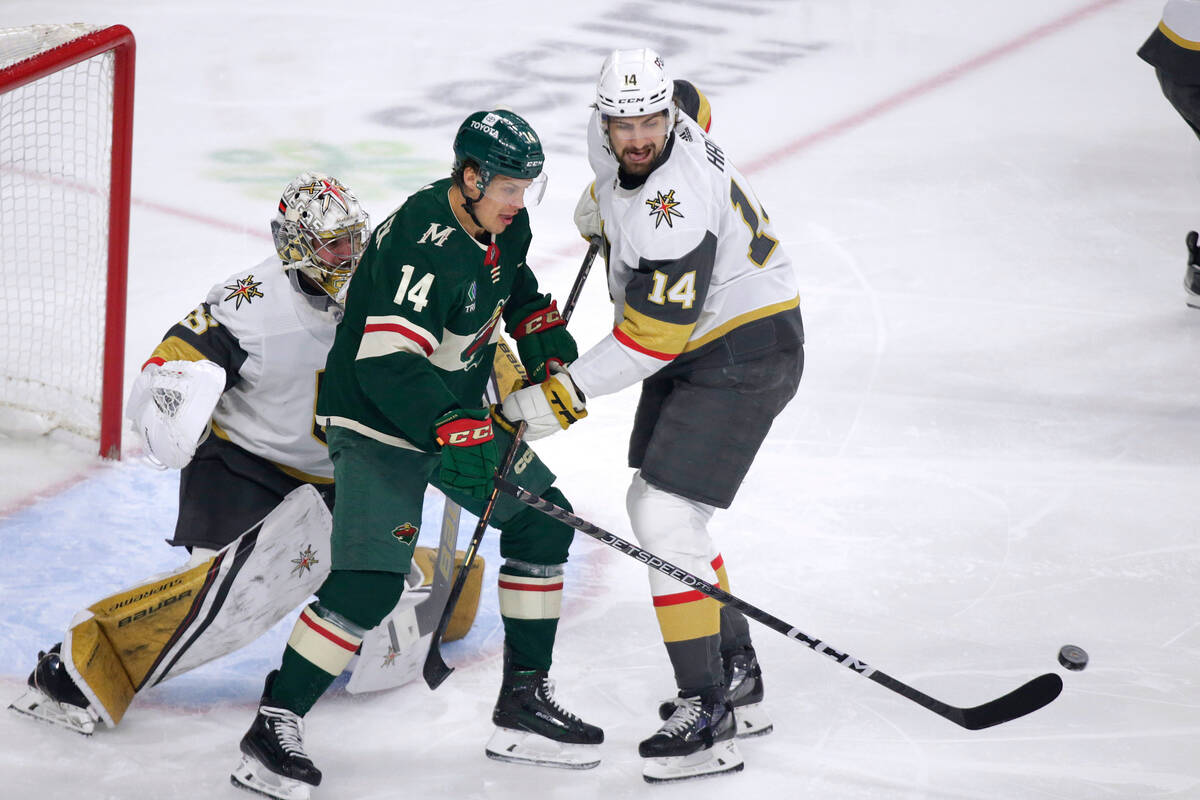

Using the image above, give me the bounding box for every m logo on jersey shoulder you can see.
[646,189,684,229]
[418,222,454,247]
[391,523,419,547]
[224,275,264,308]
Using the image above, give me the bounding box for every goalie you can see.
[9,173,483,735]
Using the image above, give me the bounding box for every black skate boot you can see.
[640,686,743,783]
[8,642,99,735]
[230,671,321,800]
[659,644,772,737]
[485,650,604,769]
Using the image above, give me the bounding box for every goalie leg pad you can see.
[59,485,332,727]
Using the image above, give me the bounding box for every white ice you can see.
[1,0,1198,798]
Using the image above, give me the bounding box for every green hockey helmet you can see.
[452,109,546,197]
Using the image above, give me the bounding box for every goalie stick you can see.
[492,476,1065,731]
[424,239,600,690]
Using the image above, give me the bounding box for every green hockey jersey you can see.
[316,177,551,452]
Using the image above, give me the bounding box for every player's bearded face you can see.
[607,111,670,175]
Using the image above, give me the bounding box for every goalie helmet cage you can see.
[0,24,134,459]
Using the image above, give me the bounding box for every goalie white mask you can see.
[272,173,370,305]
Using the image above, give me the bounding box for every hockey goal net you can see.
[0,24,134,459]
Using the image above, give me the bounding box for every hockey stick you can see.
[492,476,1064,731]
[423,240,600,690]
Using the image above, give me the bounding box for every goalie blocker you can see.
[10,485,483,732]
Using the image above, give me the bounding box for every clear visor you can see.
[605,110,670,143]
[483,172,548,208]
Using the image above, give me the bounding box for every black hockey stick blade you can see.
[942,672,1063,731]
[492,476,1066,731]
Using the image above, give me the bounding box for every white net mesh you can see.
[0,24,114,441]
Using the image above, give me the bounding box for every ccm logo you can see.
[446,428,491,446]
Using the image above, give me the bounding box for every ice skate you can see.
[485,651,603,769]
[659,645,772,738]
[8,643,99,735]
[230,672,321,800]
[641,688,743,783]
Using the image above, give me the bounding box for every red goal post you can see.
[0,24,135,459]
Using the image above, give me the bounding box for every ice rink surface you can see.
[2,0,1198,797]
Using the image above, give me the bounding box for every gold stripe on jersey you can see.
[209,421,335,485]
[618,303,696,360]
[149,335,208,365]
[1160,18,1200,49]
[682,295,801,354]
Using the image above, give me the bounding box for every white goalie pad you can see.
[61,484,333,727]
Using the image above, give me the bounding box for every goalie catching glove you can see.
[499,367,587,442]
[511,300,578,383]
[434,408,499,500]
[125,359,226,468]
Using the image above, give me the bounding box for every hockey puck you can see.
[1057,644,1088,671]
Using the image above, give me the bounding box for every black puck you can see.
[1057,644,1088,671]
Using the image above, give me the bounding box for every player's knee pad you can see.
[499,485,574,565]
[315,569,409,632]
[627,472,719,595]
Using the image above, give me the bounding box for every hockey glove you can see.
[126,359,225,469]
[512,300,578,383]
[434,408,500,500]
[573,182,603,243]
[499,367,587,442]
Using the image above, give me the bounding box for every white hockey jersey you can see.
[148,257,338,481]
[571,109,802,398]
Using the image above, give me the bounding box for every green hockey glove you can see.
[434,408,499,500]
[512,300,578,382]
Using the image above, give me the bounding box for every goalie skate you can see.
[8,643,99,735]
[8,685,98,735]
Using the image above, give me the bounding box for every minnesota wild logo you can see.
[290,545,319,577]
[391,522,418,546]
[646,189,684,229]
[224,275,264,308]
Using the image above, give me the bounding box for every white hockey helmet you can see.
[594,47,674,119]
[272,172,370,305]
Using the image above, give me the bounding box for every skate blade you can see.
[8,688,96,735]
[230,754,313,800]
[643,739,744,783]
[732,702,773,738]
[485,726,601,770]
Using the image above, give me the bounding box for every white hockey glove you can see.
[573,182,603,245]
[500,366,588,441]
[126,359,225,468]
